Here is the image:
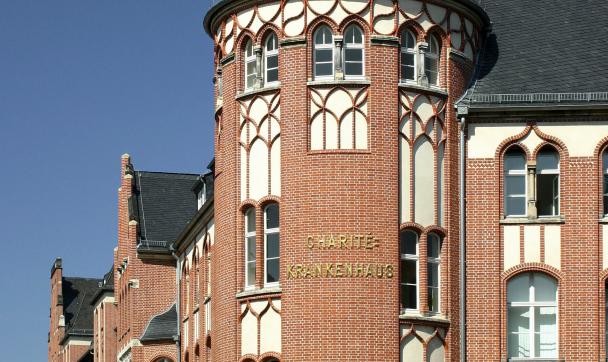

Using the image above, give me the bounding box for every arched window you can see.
[602,150,608,216]
[400,230,419,311]
[264,204,280,287]
[427,233,442,313]
[425,35,440,86]
[536,147,559,216]
[154,359,174,362]
[314,25,334,79]
[245,208,256,288]
[264,33,279,85]
[344,25,364,78]
[244,39,256,90]
[504,147,527,217]
[507,272,558,359]
[400,29,416,81]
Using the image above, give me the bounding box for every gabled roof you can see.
[140,303,177,342]
[62,277,101,337]
[462,0,608,109]
[91,265,114,305]
[133,171,199,245]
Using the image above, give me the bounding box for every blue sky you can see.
[0,1,215,359]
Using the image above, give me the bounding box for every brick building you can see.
[49,0,608,361]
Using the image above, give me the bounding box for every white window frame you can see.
[193,310,199,341]
[603,152,608,216]
[343,25,365,80]
[204,298,211,333]
[504,150,528,217]
[425,36,440,86]
[244,208,256,289]
[313,25,334,80]
[400,29,417,82]
[427,233,441,314]
[264,33,279,86]
[400,230,419,313]
[507,273,558,359]
[264,204,280,287]
[244,40,256,90]
[536,150,560,217]
[197,183,206,210]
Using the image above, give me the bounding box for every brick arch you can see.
[259,351,281,361]
[256,23,281,46]
[530,125,569,159]
[495,124,534,160]
[425,24,448,46]
[259,195,282,209]
[150,354,174,362]
[399,222,425,234]
[307,16,339,37]
[398,20,425,42]
[236,30,256,52]
[501,262,563,282]
[423,225,447,238]
[338,14,371,34]
[239,355,257,362]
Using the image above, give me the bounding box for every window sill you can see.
[599,217,608,224]
[398,82,448,96]
[308,148,370,155]
[500,216,565,225]
[307,79,371,87]
[507,359,564,362]
[236,83,281,100]
[236,286,282,299]
[399,313,450,326]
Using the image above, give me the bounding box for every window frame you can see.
[536,148,560,217]
[400,230,419,313]
[604,152,608,216]
[504,148,528,217]
[244,39,256,90]
[264,33,279,86]
[507,273,559,359]
[424,35,441,86]
[400,29,417,82]
[427,233,442,314]
[343,24,365,79]
[244,208,256,289]
[313,25,335,80]
[263,203,280,287]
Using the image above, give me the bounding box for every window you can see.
[245,208,256,288]
[244,39,256,90]
[264,33,279,85]
[427,233,442,313]
[536,147,559,217]
[264,204,280,287]
[604,152,608,216]
[504,147,527,217]
[507,272,558,359]
[205,300,211,333]
[343,25,364,78]
[314,25,334,79]
[400,230,419,311]
[425,35,440,86]
[400,30,416,81]
[197,183,206,210]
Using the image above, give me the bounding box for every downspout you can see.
[459,115,467,362]
[171,248,182,362]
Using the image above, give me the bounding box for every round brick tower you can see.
[204,1,488,361]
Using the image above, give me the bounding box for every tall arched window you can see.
[264,204,280,287]
[264,33,279,85]
[602,150,608,216]
[344,25,364,78]
[425,35,441,86]
[314,25,334,79]
[400,230,419,311]
[427,233,442,313]
[504,147,527,217]
[400,29,416,81]
[244,39,256,90]
[536,147,559,216]
[507,272,558,359]
[245,208,256,288]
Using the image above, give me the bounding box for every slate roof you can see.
[62,277,101,336]
[465,0,608,107]
[134,171,199,245]
[140,303,177,342]
[91,265,114,305]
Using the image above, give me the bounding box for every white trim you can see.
[400,29,417,82]
[264,33,279,87]
[400,230,419,313]
[244,208,256,289]
[343,25,365,80]
[313,25,334,80]
[264,204,280,288]
[244,40,256,90]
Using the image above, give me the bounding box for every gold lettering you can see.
[324,263,335,277]
[376,264,384,278]
[327,234,336,249]
[355,264,364,277]
[287,265,296,279]
[386,264,394,278]
[335,263,343,277]
[307,236,314,249]
[339,235,348,249]
[314,264,322,278]
[344,263,352,277]
[365,264,374,277]
[318,235,326,249]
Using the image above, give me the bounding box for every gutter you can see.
[458,115,467,362]
[171,248,182,362]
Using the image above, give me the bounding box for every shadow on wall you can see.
[61,279,79,327]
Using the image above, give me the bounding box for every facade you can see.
[48,0,608,361]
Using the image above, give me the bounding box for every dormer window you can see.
[197,182,207,210]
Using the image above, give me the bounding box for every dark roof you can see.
[134,171,199,244]
[62,277,101,336]
[91,265,114,305]
[76,350,93,362]
[465,0,608,107]
[140,303,177,342]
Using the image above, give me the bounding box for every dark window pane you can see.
[506,175,526,195]
[265,204,279,229]
[506,197,526,216]
[267,69,278,83]
[402,65,414,80]
[267,55,278,69]
[400,230,418,255]
[345,62,363,76]
[401,52,414,66]
[315,63,333,76]
[247,236,256,260]
[266,258,280,283]
[427,234,441,258]
[537,150,559,171]
[315,49,333,63]
[427,263,439,287]
[266,233,279,258]
[246,209,256,232]
[247,262,256,286]
[345,48,362,62]
[428,287,439,312]
[505,152,526,171]
[537,174,558,216]
[401,260,417,284]
[401,284,417,309]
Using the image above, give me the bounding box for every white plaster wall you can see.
[260,306,281,353]
[310,117,324,150]
[355,114,367,149]
[427,337,445,362]
[603,224,608,269]
[400,137,411,223]
[401,335,424,362]
[467,123,526,158]
[340,113,353,148]
[503,225,520,270]
[438,143,445,226]
[241,311,257,356]
[544,225,561,269]
[271,138,281,196]
[523,225,541,263]
[241,146,248,200]
[414,137,435,226]
[249,140,269,200]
